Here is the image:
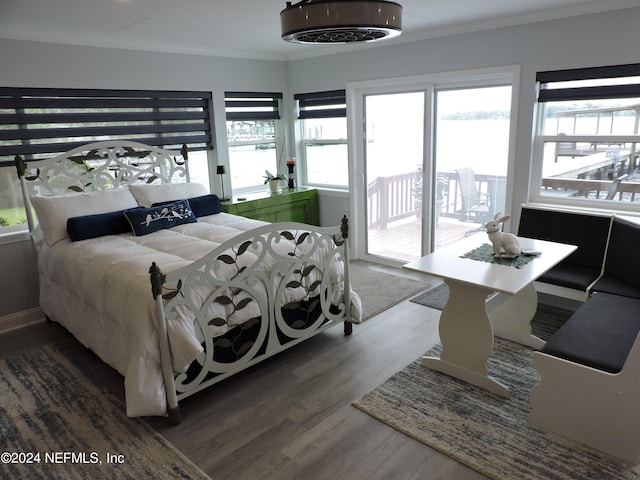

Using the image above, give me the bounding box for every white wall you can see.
[1,6,639,321]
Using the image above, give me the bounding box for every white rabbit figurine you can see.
[484,213,520,258]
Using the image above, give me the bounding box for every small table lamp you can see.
[216,165,229,201]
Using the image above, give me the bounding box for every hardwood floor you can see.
[0,267,489,480]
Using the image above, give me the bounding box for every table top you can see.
[403,235,577,295]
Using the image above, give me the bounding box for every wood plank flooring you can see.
[0,265,489,480]
[367,216,484,262]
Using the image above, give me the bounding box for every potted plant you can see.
[264,170,286,193]
[413,169,448,224]
[435,173,449,224]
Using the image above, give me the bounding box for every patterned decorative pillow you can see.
[124,199,197,236]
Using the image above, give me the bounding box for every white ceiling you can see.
[0,0,637,61]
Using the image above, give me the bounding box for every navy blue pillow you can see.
[152,194,221,218]
[187,194,222,217]
[67,208,142,241]
[124,200,197,236]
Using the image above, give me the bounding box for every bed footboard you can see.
[150,216,353,423]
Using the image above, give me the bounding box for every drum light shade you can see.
[281,0,402,44]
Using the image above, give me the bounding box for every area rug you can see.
[0,346,210,480]
[353,304,640,480]
[410,283,449,310]
[350,263,430,320]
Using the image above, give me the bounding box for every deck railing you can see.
[367,171,419,229]
[541,177,640,201]
[367,171,500,229]
[367,170,640,230]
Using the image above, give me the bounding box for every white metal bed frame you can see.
[15,140,354,423]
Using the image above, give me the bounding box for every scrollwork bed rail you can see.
[150,216,353,424]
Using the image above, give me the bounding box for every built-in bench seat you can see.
[517,205,613,300]
[521,206,640,461]
[540,292,640,373]
[529,292,640,462]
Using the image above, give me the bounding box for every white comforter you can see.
[36,213,360,417]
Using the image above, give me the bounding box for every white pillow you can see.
[30,188,138,247]
[129,183,209,207]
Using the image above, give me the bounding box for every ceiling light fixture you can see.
[281,0,402,44]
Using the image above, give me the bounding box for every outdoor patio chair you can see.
[456,167,492,234]
[605,173,628,200]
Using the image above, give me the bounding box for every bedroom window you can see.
[0,87,214,234]
[532,64,640,210]
[225,92,283,193]
[295,89,348,188]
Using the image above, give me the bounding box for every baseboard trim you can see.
[0,308,45,334]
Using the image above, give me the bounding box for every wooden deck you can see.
[367,216,485,262]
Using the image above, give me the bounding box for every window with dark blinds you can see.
[224,91,282,120]
[537,63,640,102]
[532,62,640,206]
[295,89,346,119]
[0,87,213,166]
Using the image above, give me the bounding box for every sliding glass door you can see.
[433,85,512,249]
[350,67,518,266]
[365,92,426,261]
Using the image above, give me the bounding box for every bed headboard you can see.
[15,140,190,232]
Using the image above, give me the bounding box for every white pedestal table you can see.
[404,236,577,398]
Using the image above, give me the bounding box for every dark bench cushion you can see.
[590,277,640,299]
[591,217,640,298]
[537,264,602,292]
[541,292,640,373]
[518,207,611,270]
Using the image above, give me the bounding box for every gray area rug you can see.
[0,346,210,480]
[410,283,449,310]
[353,304,640,480]
[350,263,430,320]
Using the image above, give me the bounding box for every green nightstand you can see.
[221,187,319,226]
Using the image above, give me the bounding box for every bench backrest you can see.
[602,217,640,291]
[517,206,612,270]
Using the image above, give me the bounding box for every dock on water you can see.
[541,147,640,201]
[544,146,637,179]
